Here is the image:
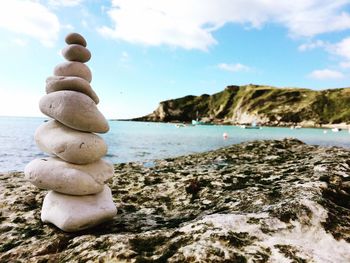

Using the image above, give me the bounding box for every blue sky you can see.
[1,0,350,119]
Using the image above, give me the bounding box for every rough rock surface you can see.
[39,90,109,133]
[1,139,350,262]
[35,120,107,164]
[24,157,113,195]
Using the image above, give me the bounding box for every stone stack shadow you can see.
[25,33,117,232]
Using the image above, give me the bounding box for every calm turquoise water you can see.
[1,116,349,172]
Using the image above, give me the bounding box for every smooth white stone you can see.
[46,76,99,104]
[54,61,92,82]
[35,120,107,164]
[25,157,114,195]
[39,90,109,133]
[41,186,117,232]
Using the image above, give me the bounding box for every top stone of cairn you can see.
[65,33,87,47]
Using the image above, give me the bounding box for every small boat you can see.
[241,121,261,129]
[192,111,202,126]
[192,119,214,125]
[191,119,205,125]
[332,128,340,132]
[191,110,211,125]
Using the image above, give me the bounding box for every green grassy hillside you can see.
[134,84,350,126]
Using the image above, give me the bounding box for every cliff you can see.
[1,139,350,262]
[134,84,350,126]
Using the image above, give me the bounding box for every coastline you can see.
[1,139,350,262]
[123,118,350,129]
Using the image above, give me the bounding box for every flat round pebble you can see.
[65,32,87,47]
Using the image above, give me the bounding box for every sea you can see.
[1,116,350,172]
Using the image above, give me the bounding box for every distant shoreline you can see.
[2,116,348,130]
[115,118,350,130]
[130,85,350,128]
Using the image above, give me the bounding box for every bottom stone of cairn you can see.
[41,186,117,232]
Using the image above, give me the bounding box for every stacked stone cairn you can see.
[25,33,117,232]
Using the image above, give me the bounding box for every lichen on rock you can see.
[1,138,350,262]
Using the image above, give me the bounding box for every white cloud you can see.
[339,61,350,68]
[299,37,350,69]
[0,0,60,47]
[99,0,217,51]
[61,23,74,31]
[308,69,344,80]
[320,37,350,68]
[0,86,42,117]
[218,63,251,73]
[298,40,327,51]
[12,38,28,47]
[48,0,83,7]
[278,1,350,38]
[331,37,350,60]
[99,0,350,50]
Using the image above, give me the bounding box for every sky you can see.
[1,0,350,119]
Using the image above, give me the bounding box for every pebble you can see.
[65,32,87,47]
[54,61,92,82]
[25,157,114,195]
[46,76,99,104]
[35,120,107,164]
[62,44,91,63]
[41,186,117,232]
[39,90,109,133]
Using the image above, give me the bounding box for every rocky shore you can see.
[1,139,350,262]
